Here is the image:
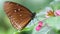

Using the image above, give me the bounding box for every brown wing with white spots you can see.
[4,1,33,30]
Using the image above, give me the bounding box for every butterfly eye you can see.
[4,1,34,30]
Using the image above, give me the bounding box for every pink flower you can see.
[36,21,43,31]
[55,10,60,16]
[38,21,43,26]
[36,25,41,31]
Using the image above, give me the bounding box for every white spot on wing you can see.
[18,9,20,11]
[14,10,17,12]
[20,15,22,16]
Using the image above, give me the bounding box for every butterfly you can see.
[4,1,34,30]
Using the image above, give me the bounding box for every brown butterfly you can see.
[4,1,34,30]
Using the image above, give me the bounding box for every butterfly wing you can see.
[4,1,33,30]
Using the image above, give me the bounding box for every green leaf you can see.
[50,1,60,11]
[44,16,60,30]
[15,28,33,34]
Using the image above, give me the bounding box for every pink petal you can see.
[36,25,41,31]
[36,21,43,31]
[38,21,43,26]
[55,10,60,16]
